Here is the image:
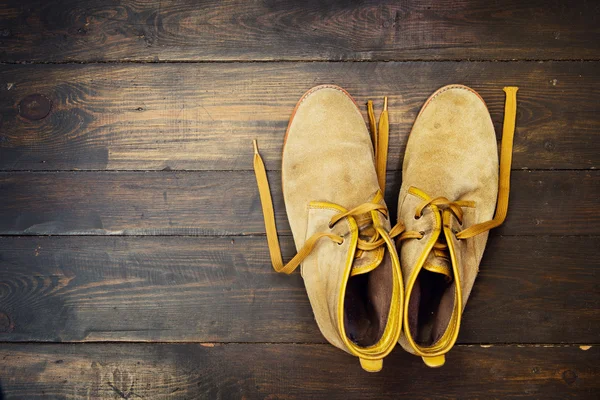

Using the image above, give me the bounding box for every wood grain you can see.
[0,62,598,171]
[0,344,596,399]
[0,0,598,62]
[0,236,597,343]
[0,170,597,236]
[0,0,597,394]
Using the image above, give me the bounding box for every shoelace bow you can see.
[404,87,519,272]
[253,97,409,275]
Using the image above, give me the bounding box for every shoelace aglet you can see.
[383,96,388,111]
[252,139,259,154]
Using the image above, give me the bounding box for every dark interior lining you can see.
[408,269,455,346]
[343,253,393,347]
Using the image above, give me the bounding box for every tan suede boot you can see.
[253,85,403,372]
[396,85,518,367]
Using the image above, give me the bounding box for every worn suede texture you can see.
[282,85,399,357]
[397,85,499,353]
[282,86,379,249]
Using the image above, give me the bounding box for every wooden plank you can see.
[0,236,596,343]
[0,62,598,171]
[0,343,596,399]
[0,170,597,236]
[0,0,598,62]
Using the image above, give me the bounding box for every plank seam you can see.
[0,234,597,238]
[1,59,600,65]
[0,341,595,347]
[0,169,597,173]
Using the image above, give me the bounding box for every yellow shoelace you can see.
[403,86,519,361]
[368,97,389,191]
[253,98,404,275]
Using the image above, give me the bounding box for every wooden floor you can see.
[0,1,598,398]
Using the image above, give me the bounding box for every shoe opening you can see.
[343,252,393,347]
[407,268,455,346]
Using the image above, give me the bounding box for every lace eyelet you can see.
[337,239,344,246]
[414,215,421,220]
[417,230,425,240]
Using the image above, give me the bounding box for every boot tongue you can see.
[348,191,391,276]
[422,226,453,282]
[350,214,386,276]
[351,246,385,275]
[423,251,453,282]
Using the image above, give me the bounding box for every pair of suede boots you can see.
[253,84,518,372]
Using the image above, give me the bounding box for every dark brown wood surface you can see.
[0,0,599,62]
[0,236,597,343]
[0,62,598,171]
[0,344,596,399]
[0,0,598,398]
[0,170,597,236]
